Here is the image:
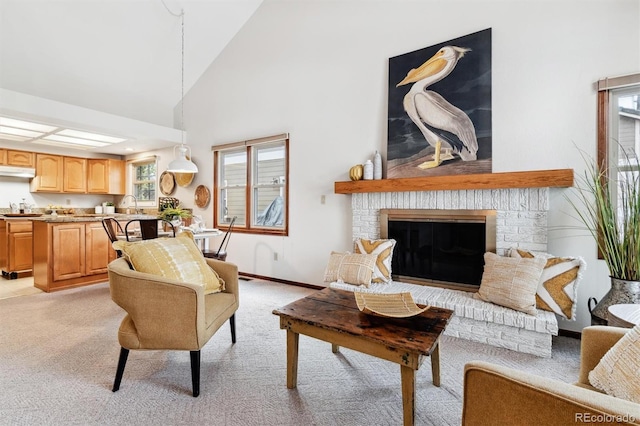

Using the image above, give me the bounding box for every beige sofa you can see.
[462,326,640,425]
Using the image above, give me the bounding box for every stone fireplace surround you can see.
[333,170,574,357]
[351,187,550,258]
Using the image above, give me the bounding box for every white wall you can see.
[178,0,639,331]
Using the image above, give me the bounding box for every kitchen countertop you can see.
[1,214,158,223]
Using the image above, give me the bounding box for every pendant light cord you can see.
[181,9,185,146]
[161,0,185,145]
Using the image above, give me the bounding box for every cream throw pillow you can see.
[112,231,224,295]
[474,252,546,315]
[509,248,585,320]
[323,251,376,287]
[354,238,396,283]
[589,324,640,403]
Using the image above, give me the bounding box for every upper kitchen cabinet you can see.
[63,157,87,193]
[0,148,35,167]
[6,150,34,167]
[31,153,64,192]
[30,154,125,195]
[87,159,125,195]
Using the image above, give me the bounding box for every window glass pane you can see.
[254,144,285,185]
[221,151,247,186]
[134,182,155,201]
[609,86,640,232]
[220,187,245,225]
[252,142,286,228]
[254,186,285,226]
[132,161,156,202]
[219,150,246,226]
[610,87,640,164]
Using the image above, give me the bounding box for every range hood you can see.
[0,165,36,178]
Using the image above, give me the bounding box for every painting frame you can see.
[387,28,492,178]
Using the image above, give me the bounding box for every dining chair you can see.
[125,219,176,241]
[203,216,236,261]
[102,218,125,257]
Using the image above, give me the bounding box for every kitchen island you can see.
[31,214,155,292]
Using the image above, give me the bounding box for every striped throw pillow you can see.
[323,251,376,287]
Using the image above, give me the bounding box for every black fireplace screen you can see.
[388,220,486,286]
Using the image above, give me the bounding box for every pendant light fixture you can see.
[166,6,198,173]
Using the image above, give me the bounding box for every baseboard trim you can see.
[238,272,324,290]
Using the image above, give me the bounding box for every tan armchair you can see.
[107,256,239,397]
[462,326,640,425]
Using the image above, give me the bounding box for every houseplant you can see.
[568,149,640,324]
[158,205,191,221]
[158,205,192,229]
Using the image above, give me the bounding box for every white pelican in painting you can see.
[397,46,478,162]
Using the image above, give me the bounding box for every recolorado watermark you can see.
[576,413,635,423]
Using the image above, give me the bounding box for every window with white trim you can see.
[213,134,289,235]
[128,157,157,207]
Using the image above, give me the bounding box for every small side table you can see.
[608,304,640,328]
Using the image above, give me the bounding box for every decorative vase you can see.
[363,160,373,180]
[349,164,363,181]
[588,277,640,325]
[373,150,382,180]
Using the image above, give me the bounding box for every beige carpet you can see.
[0,279,581,425]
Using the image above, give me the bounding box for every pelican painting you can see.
[397,46,478,165]
[387,28,492,178]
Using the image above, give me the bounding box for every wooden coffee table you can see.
[272,288,453,426]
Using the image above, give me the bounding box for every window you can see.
[213,134,289,235]
[128,157,157,206]
[597,74,640,255]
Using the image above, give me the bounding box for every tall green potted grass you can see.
[569,149,640,324]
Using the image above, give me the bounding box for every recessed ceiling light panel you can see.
[0,117,57,133]
[32,140,94,150]
[0,126,43,138]
[56,129,125,144]
[43,134,109,147]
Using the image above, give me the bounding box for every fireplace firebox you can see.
[380,209,496,290]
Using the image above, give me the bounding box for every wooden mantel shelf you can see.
[334,169,574,194]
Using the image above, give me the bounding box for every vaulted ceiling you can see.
[0,0,262,154]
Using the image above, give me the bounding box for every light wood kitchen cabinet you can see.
[87,158,125,194]
[7,150,35,167]
[0,219,33,279]
[63,157,87,193]
[33,220,112,292]
[0,148,34,167]
[52,223,85,281]
[31,153,64,192]
[85,221,115,274]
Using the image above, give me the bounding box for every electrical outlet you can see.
[321,195,326,204]
[66,199,71,205]
[274,252,279,261]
